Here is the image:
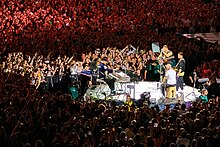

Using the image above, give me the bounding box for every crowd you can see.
[1,0,219,34]
[1,39,219,96]
[1,0,220,54]
[0,41,220,147]
[1,0,220,147]
[2,32,220,97]
[0,70,220,147]
[0,45,161,98]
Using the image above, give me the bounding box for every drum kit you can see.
[79,69,132,100]
[69,68,106,98]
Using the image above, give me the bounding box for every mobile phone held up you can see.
[154,123,158,128]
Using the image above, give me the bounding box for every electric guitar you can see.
[174,68,185,76]
[157,55,175,64]
[174,59,185,76]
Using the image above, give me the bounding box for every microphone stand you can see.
[158,49,164,84]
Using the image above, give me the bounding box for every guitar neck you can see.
[165,56,175,60]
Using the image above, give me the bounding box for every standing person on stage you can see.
[175,52,186,93]
[98,57,115,93]
[159,45,175,66]
[161,62,177,97]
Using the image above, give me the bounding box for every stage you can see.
[85,81,201,105]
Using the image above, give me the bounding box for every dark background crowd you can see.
[0,73,220,147]
[0,0,220,147]
[0,0,220,55]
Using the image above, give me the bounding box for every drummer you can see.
[98,57,115,93]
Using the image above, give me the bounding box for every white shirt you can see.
[165,69,176,85]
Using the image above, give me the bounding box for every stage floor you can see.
[85,81,201,104]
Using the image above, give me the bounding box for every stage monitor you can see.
[152,42,160,53]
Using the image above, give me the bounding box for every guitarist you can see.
[158,45,175,66]
[175,52,185,93]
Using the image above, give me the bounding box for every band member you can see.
[175,52,185,92]
[161,62,177,97]
[98,57,115,93]
[158,45,175,66]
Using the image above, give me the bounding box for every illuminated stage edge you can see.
[85,81,201,104]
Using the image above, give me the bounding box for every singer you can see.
[157,45,176,69]
[161,62,177,97]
